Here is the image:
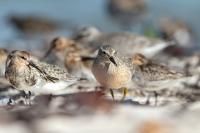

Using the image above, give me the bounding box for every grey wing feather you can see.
[31,61,76,82]
[136,63,184,81]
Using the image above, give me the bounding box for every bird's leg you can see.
[120,87,128,101]
[154,91,158,106]
[23,91,31,99]
[27,91,32,106]
[109,88,115,100]
[27,91,32,99]
[20,90,28,105]
[20,90,32,105]
[21,90,26,98]
[145,95,150,105]
[7,98,13,105]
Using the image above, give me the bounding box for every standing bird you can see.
[5,50,80,96]
[0,48,9,77]
[92,45,133,100]
[73,26,174,58]
[132,53,185,87]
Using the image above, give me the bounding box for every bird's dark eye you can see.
[102,51,106,54]
[20,56,26,60]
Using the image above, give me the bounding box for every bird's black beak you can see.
[42,47,53,60]
[109,56,117,66]
[73,34,84,41]
[81,56,95,61]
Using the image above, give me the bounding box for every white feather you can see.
[30,78,77,95]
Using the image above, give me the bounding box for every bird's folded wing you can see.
[28,61,59,83]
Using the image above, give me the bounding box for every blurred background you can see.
[0,0,199,51]
[1,1,200,133]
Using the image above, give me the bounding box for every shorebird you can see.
[158,17,192,48]
[43,36,93,68]
[92,45,133,100]
[107,0,146,25]
[0,48,8,77]
[64,50,95,80]
[5,50,80,96]
[8,15,60,35]
[43,37,76,67]
[132,53,185,87]
[73,26,174,58]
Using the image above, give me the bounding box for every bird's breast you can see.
[92,61,132,88]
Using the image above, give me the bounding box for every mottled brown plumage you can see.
[5,50,79,95]
[43,36,93,68]
[132,53,184,81]
[64,50,94,79]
